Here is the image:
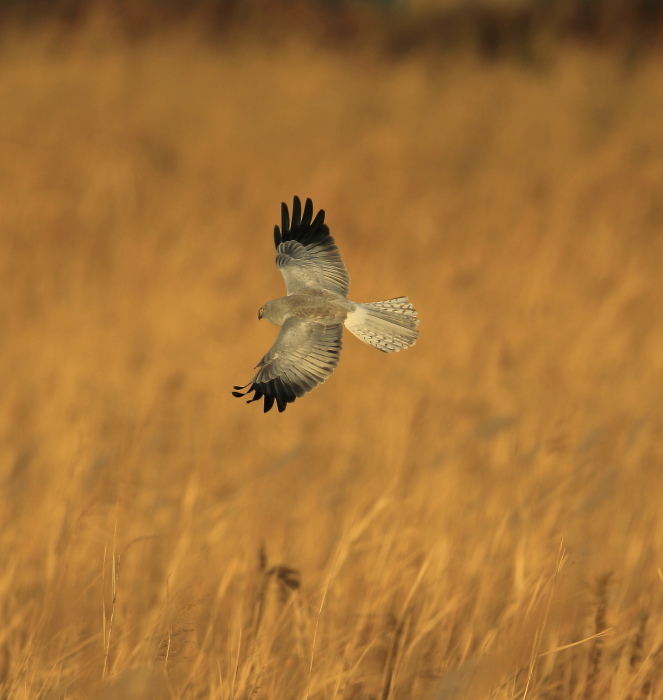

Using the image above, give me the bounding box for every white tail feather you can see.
[344,296,419,353]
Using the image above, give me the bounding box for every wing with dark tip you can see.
[273,196,350,297]
[232,318,343,413]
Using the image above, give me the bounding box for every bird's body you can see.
[233,197,420,412]
[261,289,354,326]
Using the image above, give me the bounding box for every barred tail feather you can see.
[344,297,419,353]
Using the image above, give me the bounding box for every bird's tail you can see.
[344,297,419,353]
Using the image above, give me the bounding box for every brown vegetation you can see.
[1,11,662,699]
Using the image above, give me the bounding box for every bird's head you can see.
[258,299,288,326]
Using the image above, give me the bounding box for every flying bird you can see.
[233,197,420,412]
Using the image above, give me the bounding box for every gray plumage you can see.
[233,197,420,412]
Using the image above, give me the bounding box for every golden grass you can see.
[1,17,662,699]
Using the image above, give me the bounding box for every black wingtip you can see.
[281,201,290,237]
[311,207,325,228]
[233,375,303,413]
[275,196,330,247]
[275,195,312,248]
[301,198,313,227]
[291,196,302,229]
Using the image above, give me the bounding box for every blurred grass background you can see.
[1,1,663,698]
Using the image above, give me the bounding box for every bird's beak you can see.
[258,308,263,320]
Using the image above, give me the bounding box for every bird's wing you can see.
[274,197,350,297]
[232,317,343,413]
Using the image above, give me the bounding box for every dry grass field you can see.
[1,10,663,699]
